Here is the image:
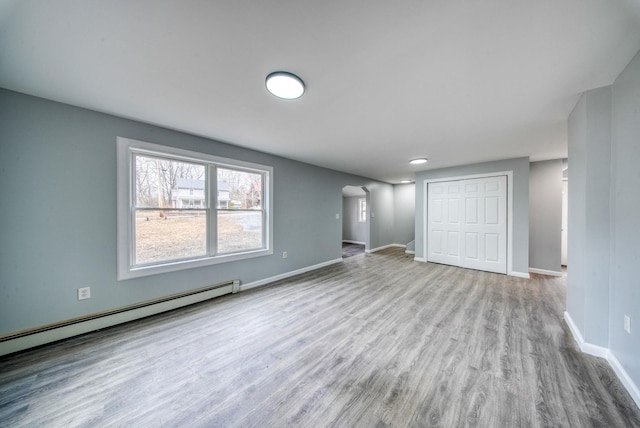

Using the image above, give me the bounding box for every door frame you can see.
[341,185,370,252]
[561,178,568,266]
[422,170,515,276]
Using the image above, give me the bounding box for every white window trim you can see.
[117,137,273,280]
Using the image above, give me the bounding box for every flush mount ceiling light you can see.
[265,71,305,99]
[410,158,428,165]
[400,180,413,184]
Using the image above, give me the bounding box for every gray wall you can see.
[567,86,612,348]
[567,94,588,337]
[0,89,395,336]
[567,49,640,391]
[368,181,395,250]
[529,160,563,273]
[342,196,367,243]
[610,51,640,386]
[393,183,415,246]
[414,157,530,275]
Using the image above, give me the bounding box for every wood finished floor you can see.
[342,242,365,258]
[1,248,639,427]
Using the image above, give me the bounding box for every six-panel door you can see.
[427,176,507,274]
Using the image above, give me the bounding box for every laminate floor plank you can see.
[1,248,639,427]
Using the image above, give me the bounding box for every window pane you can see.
[135,154,206,209]
[134,210,207,265]
[217,168,262,210]
[359,198,367,222]
[217,211,263,253]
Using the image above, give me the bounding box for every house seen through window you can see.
[117,137,273,279]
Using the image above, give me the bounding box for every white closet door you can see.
[427,176,507,274]
[427,181,462,267]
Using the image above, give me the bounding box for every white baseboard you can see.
[529,268,563,277]
[564,311,609,358]
[0,282,235,357]
[563,311,583,346]
[405,250,415,255]
[509,271,530,279]
[411,258,529,278]
[564,311,640,409]
[342,240,365,245]
[367,243,406,254]
[608,352,640,409]
[240,258,343,291]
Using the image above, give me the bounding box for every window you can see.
[117,137,273,279]
[358,198,367,222]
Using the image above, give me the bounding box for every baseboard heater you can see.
[0,279,240,357]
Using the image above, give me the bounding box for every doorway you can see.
[342,185,369,258]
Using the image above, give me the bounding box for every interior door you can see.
[427,181,462,267]
[427,175,507,274]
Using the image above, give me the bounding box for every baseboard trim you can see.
[564,311,609,358]
[564,311,640,409]
[342,240,365,245]
[563,310,583,346]
[411,258,529,278]
[510,271,530,279]
[608,352,640,409]
[240,258,343,291]
[405,250,415,255]
[0,281,235,357]
[366,244,402,253]
[529,268,563,277]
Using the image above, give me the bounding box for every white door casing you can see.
[427,175,507,274]
[561,180,568,266]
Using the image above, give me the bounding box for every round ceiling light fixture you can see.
[400,180,413,184]
[410,158,428,165]
[266,71,305,99]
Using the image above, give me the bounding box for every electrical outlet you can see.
[624,315,631,334]
[78,287,91,300]
[282,251,288,259]
[335,213,340,219]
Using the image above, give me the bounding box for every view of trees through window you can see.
[135,155,206,208]
[132,154,264,266]
[217,168,262,209]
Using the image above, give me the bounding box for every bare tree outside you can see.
[218,168,262,209]
[135,154,205,208]
[134,154,207,264]
[217,168,263,253]
[132,156,265,264]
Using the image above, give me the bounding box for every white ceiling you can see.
[2,1,640,183]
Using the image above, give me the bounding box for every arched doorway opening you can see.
[341,185,370,258]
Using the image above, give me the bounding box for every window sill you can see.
[118,248,273,281]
